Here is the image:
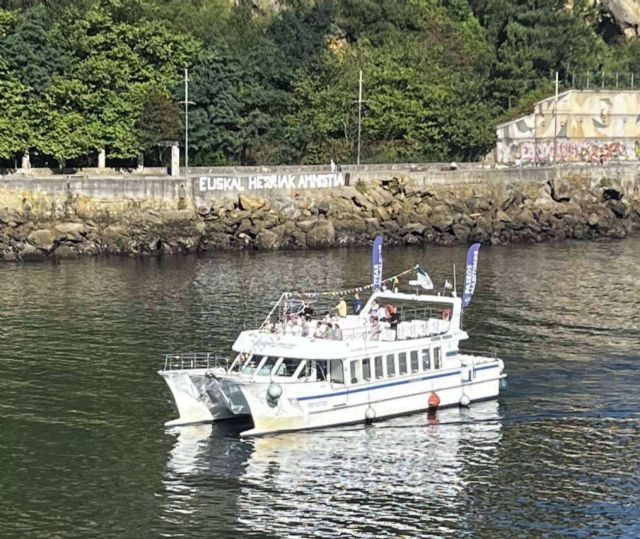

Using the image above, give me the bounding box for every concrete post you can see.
[171,144,180,177]
[21,150,31,170]
[98,148,106,169]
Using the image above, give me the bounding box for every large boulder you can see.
[239,195,266,213]
[27,229,55,251]
[53,222,85,242]
[256,229,281,250]
[20,243,48,261]
[306,220,336,248]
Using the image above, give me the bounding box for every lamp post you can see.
[179,67,195,176]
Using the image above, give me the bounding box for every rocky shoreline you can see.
[1,174,639,261]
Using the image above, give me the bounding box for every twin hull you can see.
[161,360,503,436]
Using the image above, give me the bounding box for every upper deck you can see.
[231,291,467,360]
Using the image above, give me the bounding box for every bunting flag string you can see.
[285,265,418,299]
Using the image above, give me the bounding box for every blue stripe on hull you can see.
[297,370,461,402]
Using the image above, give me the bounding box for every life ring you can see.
[441,309,451,321]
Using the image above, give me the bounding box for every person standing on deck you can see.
[352,294,363,314]
[334,298,347,318]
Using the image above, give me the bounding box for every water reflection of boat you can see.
[235,400,503,537]
[158,401,503,537]
[160,287,507,436]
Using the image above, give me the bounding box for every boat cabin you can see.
[226,291,466,388]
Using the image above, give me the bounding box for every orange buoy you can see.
[428,391,440,410]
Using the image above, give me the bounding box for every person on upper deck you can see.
[300,302,314,321]
[314,321,325,339]
[369,317,381,340]
[334,298,347,318]
[324,322,334,339]
[386,304,399,339]
[333,323,343,340]
[352,294,363,314]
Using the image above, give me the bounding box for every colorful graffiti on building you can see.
[499,139,640,164]
[496,90,640,164]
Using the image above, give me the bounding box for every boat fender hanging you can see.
[428,391,440,409]
[460,393,470,407]
[441,309,451,321]
[267,382,282,402]
[365,406,376,422]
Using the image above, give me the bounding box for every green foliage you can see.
[0,0,637,166]
[137,90,182,151]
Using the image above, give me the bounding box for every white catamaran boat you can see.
[159,244,507,436]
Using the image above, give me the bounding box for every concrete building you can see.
[496,90,640,165]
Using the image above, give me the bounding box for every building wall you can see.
[497,90,640,164]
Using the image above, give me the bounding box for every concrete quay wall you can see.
[0,164,639,261]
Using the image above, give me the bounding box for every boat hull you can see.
[236,362,505,437]
[159,369,249,427]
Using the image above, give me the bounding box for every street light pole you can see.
[184,67,189,173]
[357,70,363,167]
[553,70,559,164]
[180,67,195,176]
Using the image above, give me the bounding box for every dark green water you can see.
[1,240,639,538]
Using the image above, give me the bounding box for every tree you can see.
[137,90,181,164]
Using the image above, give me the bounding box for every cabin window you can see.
[274,357,302,377]
[434,347,442,369]
[315,360,329,381]
[230,353,248,372]
[422,349,431,370]
[257,356,278,376]
[398,352,408,375]
[410,350,419,373]
[350,360,361,384]
[374,356,384,379]
[386,354,396,377]
[362,358,372,381]
[241,354,259,374]
[330,360,344,384]
[300,360,313,379]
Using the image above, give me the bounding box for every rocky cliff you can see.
[1,173,639,262]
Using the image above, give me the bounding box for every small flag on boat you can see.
[409,266,434,290]
[444,280,453,289]
[462,243,481,308]
[372,235,383,292]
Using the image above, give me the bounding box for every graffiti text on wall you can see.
[499,139,640,164]
[198,173,345,192]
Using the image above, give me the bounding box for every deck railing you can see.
[161,353,231,371]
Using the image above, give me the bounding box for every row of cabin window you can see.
[349,347,442,384]
[235,347,443,384]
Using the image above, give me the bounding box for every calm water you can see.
[1,240,639,538]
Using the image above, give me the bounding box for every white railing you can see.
[161,353,232,371]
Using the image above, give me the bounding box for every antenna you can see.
[453,263,457,297]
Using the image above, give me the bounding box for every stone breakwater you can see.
[0,172,639,261]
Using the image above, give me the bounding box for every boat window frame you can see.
[410,350,419,373]
[422,348,431,370]
[386,353,396,377]
[255,355,279,377]
[362,357,372,381]
[350,359,361,384]
[398,352,408,375]
[272,357,306,379]
[374,355,384,379]
[434,347,442,369]
[330,359,345,385]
